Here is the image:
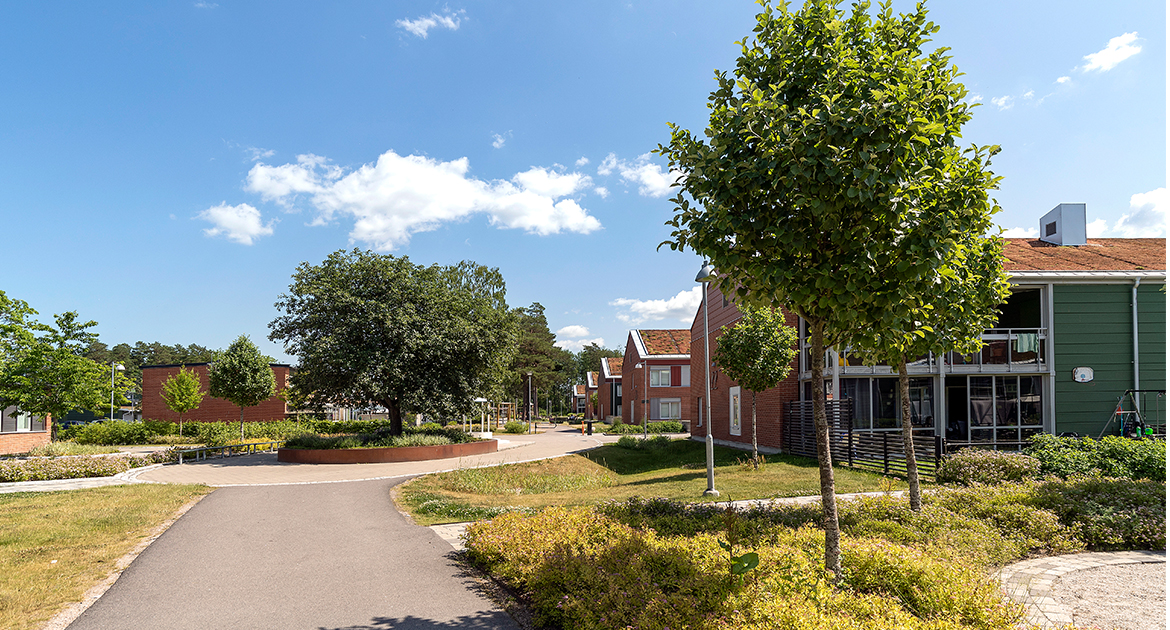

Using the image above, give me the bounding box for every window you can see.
[729,386,742,436]
[840,377,933,431]
[961,375,1043,444]
[659,398,681,420]
[650,367,672,387]
[0,407,44,433]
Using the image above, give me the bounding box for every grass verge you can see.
[0,484,211,630]
[398,438,906,525]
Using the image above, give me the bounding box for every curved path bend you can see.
[62,427,614,630]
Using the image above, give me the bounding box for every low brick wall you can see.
[277,439,497,464]
[0,431,50,456]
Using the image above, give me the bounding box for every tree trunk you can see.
[387,400,403,436]
[809,320,842,580]
[178,417,183,437]
[239,407,245,441]
[751,390,759,469]
[898,357,923,511]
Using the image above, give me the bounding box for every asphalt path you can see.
[67,477,519,630]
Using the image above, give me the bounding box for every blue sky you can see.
[0,1,1164,364]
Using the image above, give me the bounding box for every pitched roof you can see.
[637,329,691,356]
[604,357,623,377]
[1002,238,1165,272]
[574,384,586,396]
[586,371,598,388]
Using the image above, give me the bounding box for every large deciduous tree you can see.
[161,365,207,437]
[658,0,1002,578]
[0,291,124,423]
[509,303,574,419]
[574,342,623,383]
[712,307,799,468]
[849,236,1009,510]
[209,335,276,440]
[269,249,518,435]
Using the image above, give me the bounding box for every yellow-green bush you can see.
[464,508,1024,630]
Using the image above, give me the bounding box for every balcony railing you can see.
[948,328,1046,372]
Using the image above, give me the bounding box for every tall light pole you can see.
[635,362,649,438]
[526,372,533,432]
[696,261,719,497]
[109,363,125,421]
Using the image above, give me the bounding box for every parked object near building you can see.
[141,363,292,424]
[622,330,692,430]
[598,357,623,422]
[691,205,1166,457]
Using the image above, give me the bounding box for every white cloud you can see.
[1023,90,1034,99]
[491,133,507,149]
[1000,226,1038,238]
[246,146,275,161]
[1086,218,1108,238]
[244,150,601,250]
[1112,187,1166,237]
[968,94,983,103]
[595,152,684,198]
[198,202,275,245]
[555,337,606,352]
[594,186,609,199]
[194,1,217,8]
[575,157,590,167]
[1056,76,1071,84]
[991,96,1013,110]
[610,286,703,324]
[1082,32,1141,72]
[396,10,464,38]
[556,325,591,338]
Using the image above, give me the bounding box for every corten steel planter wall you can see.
[277,439,497,464]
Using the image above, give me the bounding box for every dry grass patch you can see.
[399,439,906,525]
[0,484,211,630]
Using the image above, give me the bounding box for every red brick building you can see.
[141,363,292,423]
[0,407,50,455]
[621,330,692,428]
[584,371,599,420]
[689,285,800,453]
[598,357,623,421]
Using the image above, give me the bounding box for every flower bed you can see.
[278,438,497,464]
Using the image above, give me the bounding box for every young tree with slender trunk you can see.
[850,236,1010,510]
[658,0,1002,578]
[209,335,276,441]
[161,365,207,437]
[712,306,798,468]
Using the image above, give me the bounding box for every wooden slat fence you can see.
[782,400,942,480]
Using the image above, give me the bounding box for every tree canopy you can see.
[506,303,575,418]
[574,342,623,384]
[161,365,207,436]
[269,249,518,435]
[209,335,276,438]
[658,0,1003,578]
[713,307,799,466]
[0,291,129,421]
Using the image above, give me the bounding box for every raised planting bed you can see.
[277,439,497,464]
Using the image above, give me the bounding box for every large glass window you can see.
[840,377,934,431]
[960,375,1044,444]
[650,367,671,387]
[841,378,871,429]
[873,379,898,428]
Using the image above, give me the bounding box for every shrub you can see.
[502,421,527,434]
[606,420,683,435]
[27,443,121,457]
[1027,476,1166,550]
[935,448,1040,485]
[616,435,637,449]
[1026,434,1166,481]
[0,450,175,482]
[282,432,456,449]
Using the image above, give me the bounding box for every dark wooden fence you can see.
[781,400,943,480]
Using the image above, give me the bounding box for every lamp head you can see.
[695,261,716,283]
[114,364,125,371]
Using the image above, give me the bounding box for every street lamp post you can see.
[696,261,719,497]
[109,363,125,421]
[526,372,533,433]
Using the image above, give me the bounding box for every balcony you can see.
[947,328,1047,373]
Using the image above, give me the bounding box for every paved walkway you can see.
[999,550,1166,628]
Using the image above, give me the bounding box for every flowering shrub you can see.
[1026,434,1166,481]
[935,448,1040,485]
[606,420,684,435]
[465,508,1022,630]
[0,450,174,482]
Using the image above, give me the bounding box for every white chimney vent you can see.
[1038,203,1087,246]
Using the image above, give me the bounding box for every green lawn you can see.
[0,484,211,630]
[398,438,907,525]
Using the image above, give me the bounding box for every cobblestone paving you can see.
[998,550,1166,628]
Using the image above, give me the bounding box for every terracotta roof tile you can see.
[574,385,585,395]
[1002,238,1165,271]
[638,329,691,356]
[605,357,623,376]
[587,371,599,388]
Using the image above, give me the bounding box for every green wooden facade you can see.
[1053,282,1166,436]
